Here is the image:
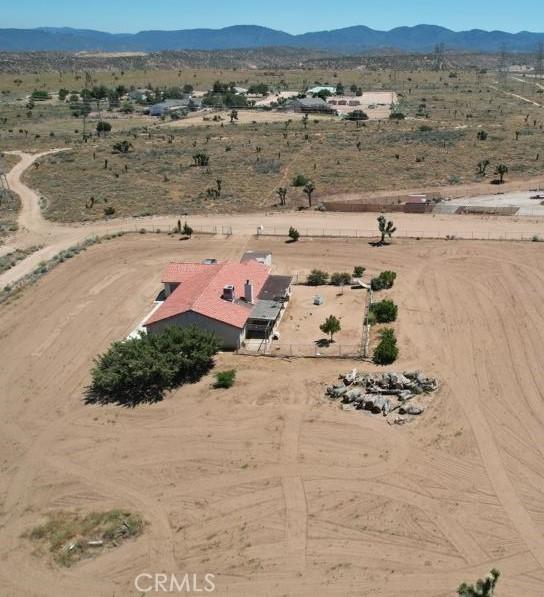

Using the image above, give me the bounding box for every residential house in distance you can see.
[279,97,336,114]
[306,85,337,95]
[144,255,292,349]
[148,98,201,117]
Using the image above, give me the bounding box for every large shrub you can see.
[330,272,351,286]
[370,270,397,291]
[373,328,399,365]
[369,299,398,323]
[307,269,329,286]
[85,326,220,406]
[292,173,309,187]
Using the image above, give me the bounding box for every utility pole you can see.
[535,42,544,96]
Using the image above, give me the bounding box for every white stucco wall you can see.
[146,310,243,349]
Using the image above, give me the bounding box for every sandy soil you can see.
[278,284,366,349]
[1,234,544,596]
[3,150,544,292]
[159,109,336,128]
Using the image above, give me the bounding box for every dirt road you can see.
[2,151,544,290]
[1,235,543,595]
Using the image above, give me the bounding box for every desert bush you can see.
[103,206,115,216]
[292,173,309,187]
[369,299,398,323]
[373,328,399,365]
[214,369,236,388]
[96,121,112,134]
[330,272,351,286]
[288,226,300,242]
[85,326,220,406]
[307,269,329,286]
[182,221,193,237]
[353,265,365,278]
[370,271,397,291]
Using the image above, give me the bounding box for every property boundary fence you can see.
[237,343,362,358]
[86,222,544,242]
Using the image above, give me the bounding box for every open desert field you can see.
[1,233,544,596]
[0,68,543,222]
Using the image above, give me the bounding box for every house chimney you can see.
[223,284,235,301]
[244,279,254,304]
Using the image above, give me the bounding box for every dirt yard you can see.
[1,234,544,596]
[278,284,366,352]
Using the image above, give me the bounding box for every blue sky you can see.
[2,0,543,34]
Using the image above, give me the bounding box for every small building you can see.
[128,88,151,102]
[144,257,292,349]
[240,251,272,267]
[279,97,336,114]
[306,85,337,95]
[149,99,191,117]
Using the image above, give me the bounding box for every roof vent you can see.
[223,285,235,302]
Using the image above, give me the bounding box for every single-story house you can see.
[149,97,202,116]
[279,97,336,114]
[144,258,292,349]
[307,85,337,95]
[128,88,151,102]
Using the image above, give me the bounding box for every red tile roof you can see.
[145,260,270,329]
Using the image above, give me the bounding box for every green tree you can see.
[373,328,399,365]
[307,269,329,286]
[369,299,398,323]
[85,326,220,406]
[330,272,351,286]
[192,152,209,166]
[477,159,490,175]
[370,271,397,291]
[320,315,341,342]
[96,121,112,135]
[288,226,300,242]
[276,187,288,206]
[292,174,309,187]
[113,140,132,153]
[303,182,315,207]
[457,569,500,597]
[377,215,396,245]
[495,163,508,184]
[353,265,365,278]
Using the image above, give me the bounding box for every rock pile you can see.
[326,369,438,421]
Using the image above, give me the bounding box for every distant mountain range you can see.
[1,24,544,53]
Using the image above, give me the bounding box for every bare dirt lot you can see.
[1,234,544,596]
[277,284,366,353]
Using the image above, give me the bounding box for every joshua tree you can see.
[320,315,341,342]
[303,182,315,207]
[457,569,500,597]
[302,113,309,129]
[192,152,209,167]
[276,187,287,206]
[377,215,396,245]
[495,163,508,184]
[216,179,222,196]
[230,109,238,123]
[477,159,490,175]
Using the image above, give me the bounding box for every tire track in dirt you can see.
[280,407,307,571]
[430,262,544,569]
